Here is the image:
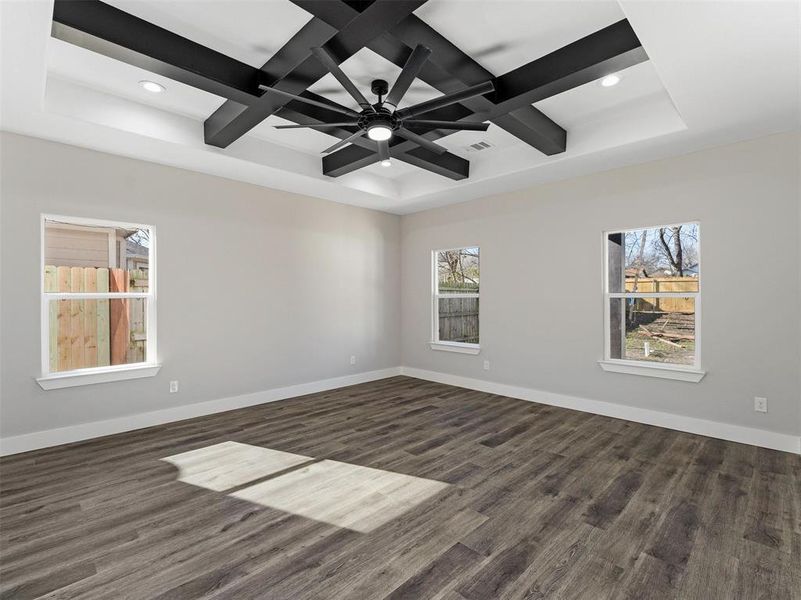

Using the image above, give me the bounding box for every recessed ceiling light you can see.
[380,159,392,168]
[139,80,165,93]
[367,124,393,141]
[600,74,620,88]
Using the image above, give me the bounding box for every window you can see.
[431,247,480,354]
[602,223,704,381]
[38,215,159,389]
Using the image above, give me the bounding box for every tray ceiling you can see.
[1,0,798,213]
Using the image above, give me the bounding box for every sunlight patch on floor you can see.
[231,459,449,532]
[161,441,311,491]
[161,442,448,532]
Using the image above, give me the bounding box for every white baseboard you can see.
[0,367,402,456]
[4,365,798,456]
[400,367,801,455]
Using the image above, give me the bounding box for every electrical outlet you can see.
[483,360,490,371]
[754,397,767,413]
[169,380,179,393]
[350,355,357,365]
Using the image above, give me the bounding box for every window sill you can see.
[598,360,705,383]
[36,363,162,390]
[429,341,481,355]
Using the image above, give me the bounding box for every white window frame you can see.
[430,246,480,355]
[37,214,160,389]
[599,221,705,382]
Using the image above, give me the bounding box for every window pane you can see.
[438,297,479,344]
[47,297,148,372]
[608,224,699,293]
[609,297,695,366]
[437,247,479,293]
[44,219,150,292]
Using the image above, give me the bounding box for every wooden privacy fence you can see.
[438,296,479,344]
[44,266,147,372]
[624,277,697,314]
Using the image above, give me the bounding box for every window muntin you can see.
[433,247,479,345]
[41,216,155,376]
[605,224,700,369]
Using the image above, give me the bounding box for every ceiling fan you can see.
[258,45,494,166]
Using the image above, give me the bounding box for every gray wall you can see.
[0,133,401,438]
[2,131,799,442]
[401,133,801,436]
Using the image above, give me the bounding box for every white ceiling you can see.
[1,0,798,214]
[416,1,626,75]
[109,0,312,68]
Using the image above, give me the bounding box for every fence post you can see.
[57,266,71,371]
[70,267,85,369]
[655,278,660,311]
[83,268,98,368]
[109,268,129,365]
[97,268,110,366]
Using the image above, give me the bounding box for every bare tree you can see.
[652,225,698,276]
[657,226,684,276]
[126,228,150,248]
[437,248,479,287]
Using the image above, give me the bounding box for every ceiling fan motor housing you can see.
[359,106,398,134]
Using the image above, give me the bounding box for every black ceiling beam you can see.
[375,14,567,155]
[203,0,428,148]
[51,0,262,106]
[491,19,647,113]
[203,16,340,148]
[322,138,469,180]
[322,143,390,177]
[393,145,468,180]
[50,1,371,153]
[323,19,647,178]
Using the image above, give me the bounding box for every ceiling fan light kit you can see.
[367,124,393,141]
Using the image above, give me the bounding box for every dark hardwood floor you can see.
[1,376,799,599]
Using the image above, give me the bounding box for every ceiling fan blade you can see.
[377,140,390,162]
[403,120,490,132]
[258,85,361,118]
[383,44,431,110]
[395,128,448,155]
[323,130,367,154]
[311,47,374,112]
[273,122,359,129]
[395,81,495,120]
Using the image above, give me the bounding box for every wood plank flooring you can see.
[1,376,799,599]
